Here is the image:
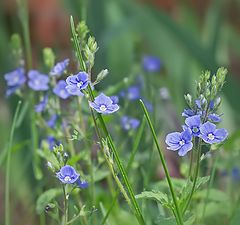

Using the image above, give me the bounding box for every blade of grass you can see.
[5,101,22,225]
[139,99,183,225]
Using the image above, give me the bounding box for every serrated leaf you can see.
[136,190,169,207]
[36,188,62,214]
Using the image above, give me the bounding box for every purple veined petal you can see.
[185,115,201,128]
[165,132,181,146]
[66,85,84,96]
[182,109,195,117]
[167,144,181,151]
[56,165,80,184]
[66,75,78,85]
[76,71,88,82]
[94,93,113,105]
[200,122,216,135]
[106,104,120,114]
[200,134,214,144]
[208,113,222,123]
[181,128,192,143]
[214,128,228,142]
[178,142,193,156]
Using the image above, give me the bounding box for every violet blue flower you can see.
[47,114,58,128]
[89,93,119,114]
[165,128,193,156]
[53,80,70,99]
[208,113,222,123]
[127,86,140,100]
[184,115,201,137]
[66,72,89,96]
[50,59,69,77]
[35,95,48,112]
[121,116,140,131]
[76,179,89,189]
[28,70,49,91]
[46,135,60,150]
[110,96,119,104]
[142,56,161,73]
[56,165,79,184]
[200,121,228,144]
[4,67,26,96]
[182,109,195,118]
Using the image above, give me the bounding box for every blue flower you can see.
[184,115,201,137]
[46,135,60,150]
[142,56,161,73]
[35,95,48,112]
[208,113,222,123]
[182,109,195,118]
[28,70,49,91]
[110,96,119,104]
[66,72,89,96]
[232,168,240,182]
[76,179,89,189]
[56,165,79,184]
[121,116,140,131]
[165,129,193,156]
[53,80,70,99]
[50,59,69,77]
[200,121,228,144]
[127,86,140,100]
[47,114,58,128]
[89,93,119,114]
[4,67,26,96]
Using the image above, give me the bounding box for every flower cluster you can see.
[165,68,228,156]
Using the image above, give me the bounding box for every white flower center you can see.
[64,176,71,182]
[208,133,215,140]
[192,126,199,133]
[60,90,65,96]
[35,80,40,86]
[77,81,83,88]
[100,105,107,111]
[179,140,185,146]
[13,76,19,83]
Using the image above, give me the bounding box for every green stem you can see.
[139,99,184,225]
[62,185,68,225]
[182,140,202,214]
[5,101,22,225]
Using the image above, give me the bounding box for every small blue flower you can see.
[142,56,161,73]
[182,109,196,118]
[184,115,201,137]
[121,116,140,131]
[76,179,89,189]
[46,135,60,150]
[50,59,69,77]
[47,114,58,128]
[195,99,206,109]
[127,86,140,100]
[232,168,240,182]
[208,113,222,123]
[35,95,48,112]
[28,70,49,91]
[56,165,79,184]
[89,93,119,114]
[66,72,89,96]
[53,80,70,99]
[200,121,228,144]
[165,128,193,156]
[4,67,26,96]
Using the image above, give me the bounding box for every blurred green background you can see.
[1,0,240,224]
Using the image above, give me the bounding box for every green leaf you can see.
[36,188,62,214]
[194,189,228,202]
[155,215,176,225]
[136,190,169,207]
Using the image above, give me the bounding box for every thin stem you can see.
[5,101,22,225]
[62,185,68,225]
[182,139,202,214]
[139,99,184,225]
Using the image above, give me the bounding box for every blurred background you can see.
[1,0,240,224]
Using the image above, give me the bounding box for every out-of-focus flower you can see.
[165,128,193,156]
[35,95,48,112]
[53,80,70,99]
[56,165,79,184]
[121,116,140,131]
[66,71,89,96]
[89,93,119,114]
[127,86,140,100]
[47,114,58,128]
[184,115,201,137]
[110,96,119,104]
[142,56,161,73]
[182,109,196,118]
[4,67,26,96]
[50,59,69,77]
[200,121,228,144]
[46,135,60,150]
[28,70,49,91]
[76,179,89,189]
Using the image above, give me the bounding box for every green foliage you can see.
[43,48,55,69]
